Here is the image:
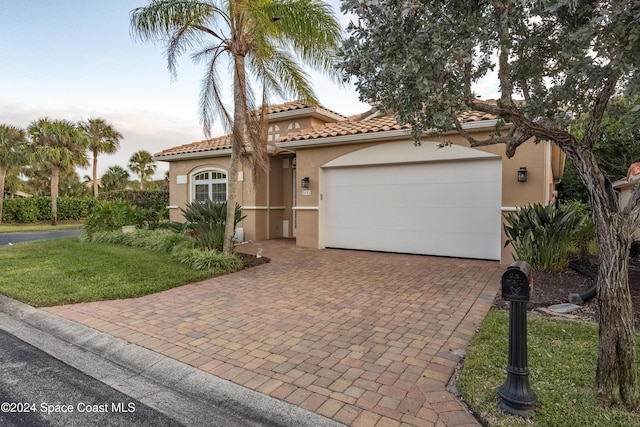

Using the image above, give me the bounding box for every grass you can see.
[458,309,640,426]
[0,238,215,306]
[0,221,83,233]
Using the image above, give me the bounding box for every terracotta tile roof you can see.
[279,108,500,142]
[263,100,345,118]
[154,135,231,158]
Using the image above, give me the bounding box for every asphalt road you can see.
[0,329,183,427]
[0,229,83,245]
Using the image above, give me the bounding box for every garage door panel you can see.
[323,160,501,260]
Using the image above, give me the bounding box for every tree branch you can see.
[583,71,622,149]
[496,0,514,107]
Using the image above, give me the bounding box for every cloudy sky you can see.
[0,1,498,181]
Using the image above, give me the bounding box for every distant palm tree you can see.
[0,124,27,223]
[28,118,88,225]
[128,150,156,190]
[131,0,342,255]
[80,118,123,198]
[101,165,130,192]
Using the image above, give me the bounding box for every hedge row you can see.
[1,190,170,224]
[99,190,169,217]
[2,196,95,223]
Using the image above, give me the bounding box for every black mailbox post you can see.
[497,260,537,417]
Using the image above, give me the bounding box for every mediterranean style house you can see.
[613,162,640,240]
[154,100,565,263]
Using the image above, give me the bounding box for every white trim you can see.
[501,206,519,212]
[292,206,319,211]
[190,167,228,203]
[154,145,276,162]
[154,149,232,162]
[242,206,285,210]
[277,119,503,149]
[167,205,179,209]
[268,107,345,122]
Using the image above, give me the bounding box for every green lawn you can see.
[0,222,83,233]
[0,238,215,306]
[459,309,640,426]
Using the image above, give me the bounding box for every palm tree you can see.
[131,0,342,255]
[80,118,123,198]
[128,150,156,190]
[28,118,89,225]
[101,165,131,192]
[0,124,27,224]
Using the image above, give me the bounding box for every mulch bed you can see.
[237,252,271,269]
[493,255,640,328]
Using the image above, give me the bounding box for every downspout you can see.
[266,160,270,240]
[568,262,598,304]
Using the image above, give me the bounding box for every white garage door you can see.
[323,157,502,260]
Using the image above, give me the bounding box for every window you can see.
[192,169,227,202]
[267,124,280,142]
[288,122,301,131]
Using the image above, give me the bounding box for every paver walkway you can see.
[46,240,501,426]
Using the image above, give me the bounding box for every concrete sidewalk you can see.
[45,240,502,426]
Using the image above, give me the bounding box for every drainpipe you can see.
[266,160,271,240]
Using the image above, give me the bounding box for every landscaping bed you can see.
[493,256,640,327]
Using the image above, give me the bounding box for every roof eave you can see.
[277,119,503,149]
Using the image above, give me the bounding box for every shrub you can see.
[1,196,94,223]
[100,190,169,220]
[2,197,38,223]
[85,229,241,273]
[504,201,589,273]
[180,200,246,251]
[84,200,147,235]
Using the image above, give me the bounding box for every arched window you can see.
[191,169,227,202]
[288,121,301,131]
[267,124,281,142]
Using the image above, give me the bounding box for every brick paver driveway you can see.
[46,240,501,427]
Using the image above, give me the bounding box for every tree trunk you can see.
[594,209,638,408]
[223,53,248,255]
[92,148,99,198]
[51,165,59,226]
[0,166,6,224]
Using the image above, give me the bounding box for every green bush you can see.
[1,196,94,223]
[180,200,246,251]
[84,200,148,235]
[2,197,38,223]
[100,190,169,220]
[84,229,241,273]
[503,201,589,272]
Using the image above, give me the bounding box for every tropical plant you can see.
[128,150,156,190]
[80,118,123,198]
[28,118,89,225]
[340,0,640,407]
[179,200,245,251]
[503,202,588,273]
[84,199,147,235]
[130,0,342,255]
[101,165,131,192]
[0,124,27,224]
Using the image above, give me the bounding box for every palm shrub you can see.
[84,200,147,235]
[503,202,588,273]
[180,200,245,252]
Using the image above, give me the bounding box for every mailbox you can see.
[501,260,533,302]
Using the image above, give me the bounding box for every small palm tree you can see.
[28,118,89,225]
[128,150,156,190]
[0,124,27,224]
[80,118,123,198]
[131,0,342,255]
[101,165,131,192]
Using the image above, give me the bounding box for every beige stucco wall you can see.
[619,184,640,240]
[292,131,557,264]
[164,124,561,263]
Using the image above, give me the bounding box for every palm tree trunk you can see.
[92,148,99,198]
[223,53,248,255]
[0,166,6,224]
[51,165,60,226]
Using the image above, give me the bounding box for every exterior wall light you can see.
[301,177,310,189]
[517,167,528,182]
